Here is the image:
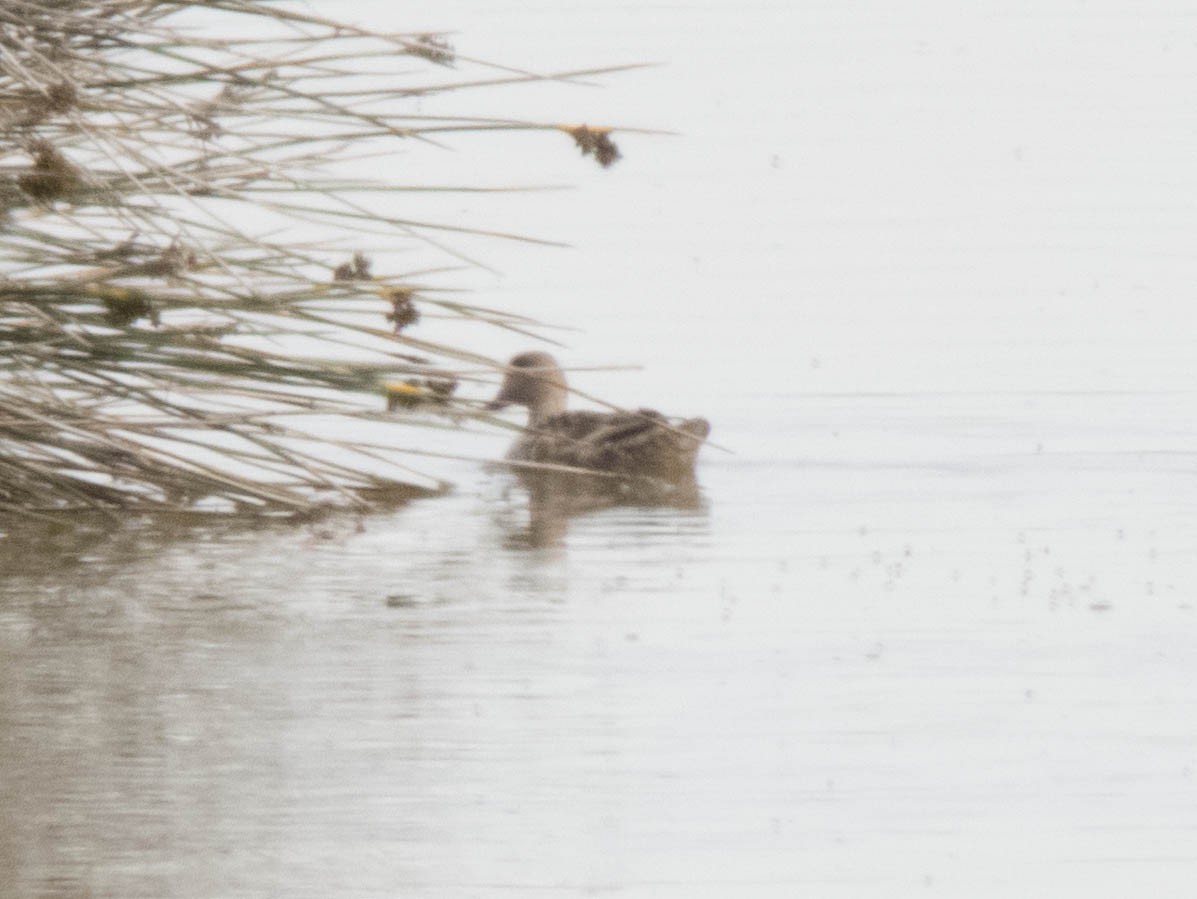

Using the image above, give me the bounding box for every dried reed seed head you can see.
[189,78,263,139]
[333,252,372,281]
[46,81,78,112]
[384,376,457,411]
[566,125,622,168]
[17,80,79,126]
[28,140,57,166]
[190,111,222,140]
[18,140,80,200]
[590,134,621,167]
[425,377,458,399]
[98,286,157,327]
[213,79,260,110]
[407,34,455,66]
[384,287,420,332]
[385,379,424,410]
[94,235,145,261]
[138,242,197,277]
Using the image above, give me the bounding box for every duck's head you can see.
[486,351,568,424]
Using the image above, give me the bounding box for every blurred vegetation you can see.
[0,0,633,521]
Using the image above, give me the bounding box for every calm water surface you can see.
[4,396,1197,897]
[5,1,1197,896]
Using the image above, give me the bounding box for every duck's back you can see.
[510,408,709,482]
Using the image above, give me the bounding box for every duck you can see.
[486,351,710,484]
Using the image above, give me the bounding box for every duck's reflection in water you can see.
[499,464,706,549]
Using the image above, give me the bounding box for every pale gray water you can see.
[5,1,1197,896]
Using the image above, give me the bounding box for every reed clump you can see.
[0,0,639,520]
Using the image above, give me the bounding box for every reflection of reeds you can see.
[0,1,639,519]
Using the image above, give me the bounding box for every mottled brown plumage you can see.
[487,351,709,483]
